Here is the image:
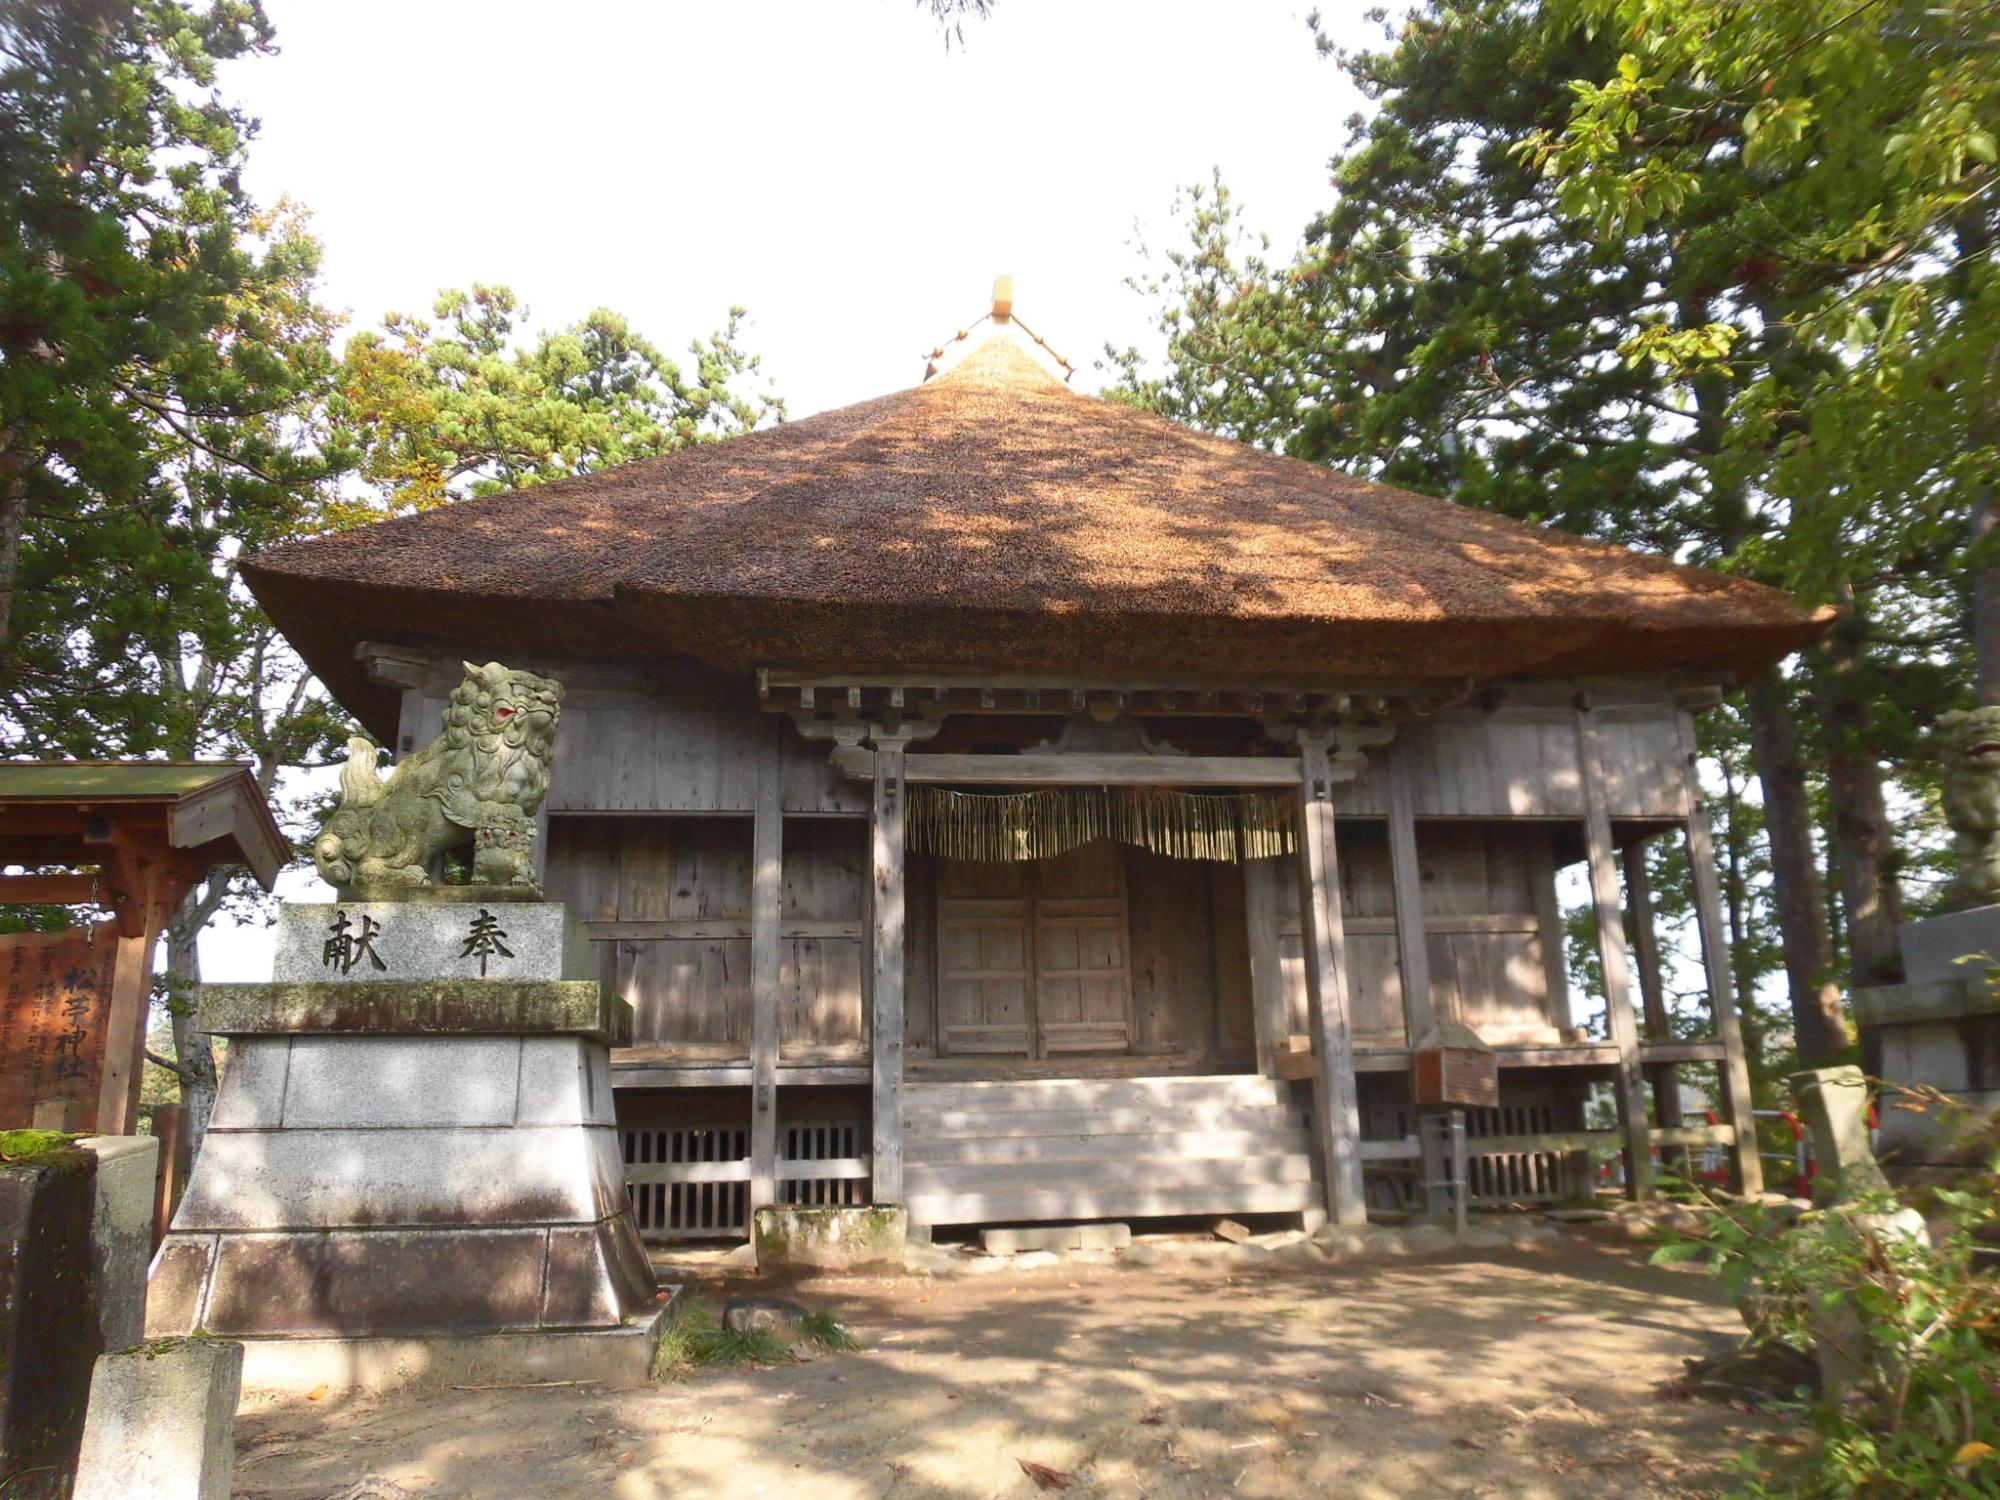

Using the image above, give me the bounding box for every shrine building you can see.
[240,300,1828,1238]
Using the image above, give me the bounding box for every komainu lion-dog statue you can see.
[314,661,564,890]
[1940,705,2000,911]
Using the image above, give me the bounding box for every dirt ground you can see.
[230,1237,1777,1500]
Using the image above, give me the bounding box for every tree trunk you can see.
[1743,673,1850,1062]
[165,890,220,1165]
[1813,602,1906,989]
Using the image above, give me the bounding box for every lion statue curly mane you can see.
[314,661,564,890]
[1940,705,2000,912]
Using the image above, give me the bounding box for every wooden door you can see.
[1033,843,1133,1054]
[934,844,1133,1058]
[937,859,1035,1054]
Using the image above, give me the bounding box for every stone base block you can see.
[982,1222,1132,1255]
[1901,907,2000,984]
[79,1136,160,1353]
[0,1149,98,1498]
[235,1295,678,1394]
[71,1337,241,1500]
[273,899,592,984]
[148,1213,655,1338]
[753,1205,907,1273]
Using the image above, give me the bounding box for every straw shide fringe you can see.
[907,786,1296,863]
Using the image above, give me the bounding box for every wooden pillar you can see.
[749,747,783,1216]
[1385,747,1446,1214]
[1295,738,1368,1226]
[1241,857,1288,1078]
[1574,708,1655,1201]
[1384,748,1434,1047]
[869,738,908,1206]
[1623,840,1684,1131]
[96,863,170,1138]
[1674,712,1765,1196]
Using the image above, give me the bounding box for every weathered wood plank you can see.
[905,1155,1316,1193]
[832,746,1303,786]
[905,1104,1307,1140]
[907,1127,1315,1166]
[1675,710,1764,1196]
[1576,707,1656,1200]
[904,1073,1288,1112]
[749,744,782,1214]
[1295,738,1368,1226]
[870,740,908,1204]
[904,1181,1319,1225]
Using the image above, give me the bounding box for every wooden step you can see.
[904,1075,1288,1115]
[905,1180,1320,1227]
[908,1104,1305,1140]
[906,1127,1315,1168]
[905,1153,1316,1194]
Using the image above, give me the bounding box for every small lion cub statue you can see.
[315,661,564,890]
[1940,705,2000,911]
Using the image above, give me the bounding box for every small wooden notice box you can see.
[1412,1024,1499,1111]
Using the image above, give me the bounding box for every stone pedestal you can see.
[147,893,664,1389]
[71,1338,242,1500]
[1852,907,2000,1177]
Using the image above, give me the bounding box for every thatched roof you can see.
[245,338,1828,735]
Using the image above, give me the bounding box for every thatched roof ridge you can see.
[245,338,1828,735]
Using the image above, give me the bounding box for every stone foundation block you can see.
[753,1205,907,1273]
[0,1147,97,1498]
[71,1337,242,1500]
[982,1222,1132,1255]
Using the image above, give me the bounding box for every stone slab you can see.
[753,1205,907,1273]
[982,1222,1132,1254]
[234,1296,676,1394]
[199,978,631,1044]
[1900,907,2000,984]
[171,1122,627,1230]
[79,1135,160,1352]
[1852,976,1998,1029]
[273,900,591,984]
[71,1337,241,1500]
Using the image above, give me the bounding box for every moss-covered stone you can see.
[752,1206,907,1274]
[0,1130,89,1173]
[198,978,631,1043]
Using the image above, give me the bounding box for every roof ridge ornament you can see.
[922,273,1074,383]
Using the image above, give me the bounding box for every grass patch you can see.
[651,1299,860,1380]
[798,1309,858,1351]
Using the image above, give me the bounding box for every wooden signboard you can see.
[0,924,119,1132]
[1413,1042,1500,1110]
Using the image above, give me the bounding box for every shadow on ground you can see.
[230,1237,1773,1500]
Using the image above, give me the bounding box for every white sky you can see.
[198,0,1390,980]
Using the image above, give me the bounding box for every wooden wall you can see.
[1270,821,1570,1049]
[392,684,1682,822]
[1336,706,1684,821]
[545,813,867,1062]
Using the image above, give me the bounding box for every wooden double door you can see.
[936,842,1134,1057]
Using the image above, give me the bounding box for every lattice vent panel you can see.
[623,1122,750,1241]
[779,1119,870,1208]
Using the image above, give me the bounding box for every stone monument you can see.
[1851,707,2000,1180]
[147,663,667,1390]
